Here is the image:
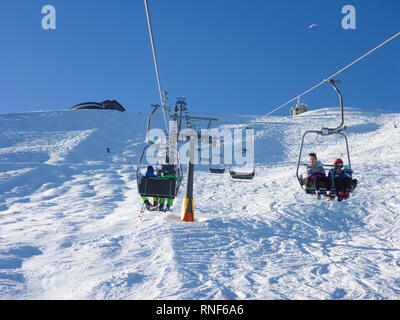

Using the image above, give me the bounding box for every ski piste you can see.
[1,0,400,300]
[1,107,400,299]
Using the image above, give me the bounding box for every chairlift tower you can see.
[173,98,188,134]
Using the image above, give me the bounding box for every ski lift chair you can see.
[229,145,255,181]
[296,80,357,196]
[209,136,226,174]
[229,169,255,180]
[137,145,182,199]
[209,154,226,174]
[209,166,226,174]
[229,161,255,180]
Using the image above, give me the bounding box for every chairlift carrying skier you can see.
[328,158,354,201]
[303,153,332,199]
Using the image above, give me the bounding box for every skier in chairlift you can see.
[328,158,353,202]
[140,166,159,211]
[157,166,178,212]
[303,153,332,199]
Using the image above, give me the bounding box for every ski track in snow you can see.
[1,109,400,300]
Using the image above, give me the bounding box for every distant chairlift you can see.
[229,168,255,181]
[296,80,357,195]
[209,166,226,174]
[229,148,255,181]
[171,111,220,175]
[209,136,226,174]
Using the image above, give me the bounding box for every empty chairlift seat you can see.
[229,168,255,181]
[209,167,226,174]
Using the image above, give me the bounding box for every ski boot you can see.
[144,200,153,211]
[326,192,335,201]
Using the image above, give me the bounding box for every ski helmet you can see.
[333,158,343,166]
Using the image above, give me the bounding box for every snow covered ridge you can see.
[0,129,96,165]
[1,107,400,300]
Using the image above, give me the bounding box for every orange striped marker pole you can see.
[181,161,195,222]
[182,139,195,222]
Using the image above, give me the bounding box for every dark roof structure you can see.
[71,100,125,112]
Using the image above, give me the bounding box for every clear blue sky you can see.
[0,0,399,115]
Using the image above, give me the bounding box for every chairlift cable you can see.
[260,31,400,119]
[144,0,169,136]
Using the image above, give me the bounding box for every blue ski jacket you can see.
[328,166,353,180]
[146,171,157,177]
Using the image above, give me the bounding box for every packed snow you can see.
[1,107,400,300]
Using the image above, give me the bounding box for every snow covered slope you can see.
[1,107,400,300]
